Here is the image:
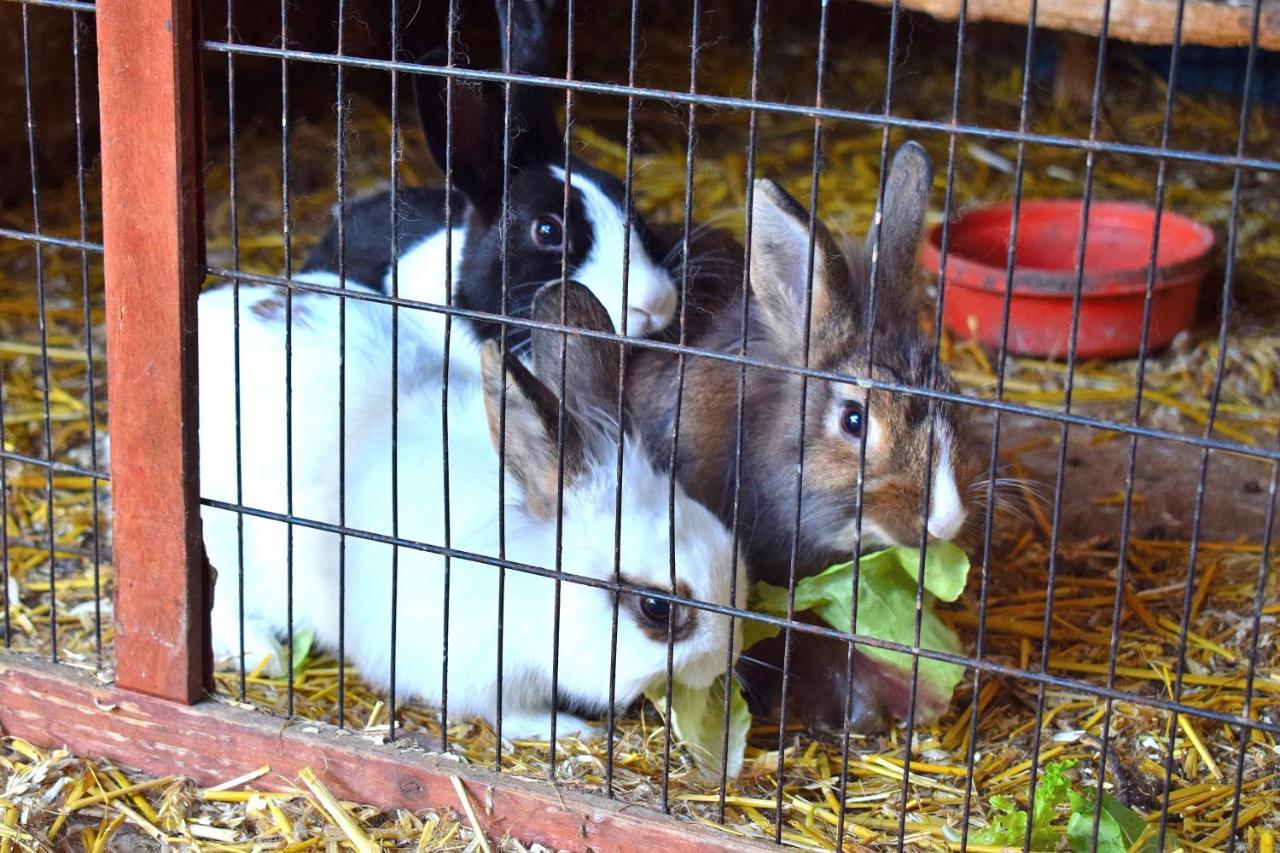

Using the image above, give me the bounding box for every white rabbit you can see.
[199,276,746,740]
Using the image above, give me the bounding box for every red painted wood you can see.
[96,0,209,702]
[0,657,771,853]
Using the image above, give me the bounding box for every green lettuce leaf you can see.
[972,760,1076,849]
[644,673,751,780]
[968,760,1172,853]
[1067,789,1167,853]
[1030,759,1077,848]
[291,628,315,677]
[972,794,1029,847]
[746,542,971,723]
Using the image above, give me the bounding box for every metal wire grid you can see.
[2,0,108,666]
[0,0,1273,848]
[200,0,1278,845]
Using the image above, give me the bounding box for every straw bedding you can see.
[1,20,1278,851]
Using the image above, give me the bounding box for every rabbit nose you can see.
[626,305,669,336]
[627,290,676,335]
[927,460,967,540]
[927,512,966,542]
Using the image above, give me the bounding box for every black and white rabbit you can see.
[199,274,746,740]
[302,0,676,377]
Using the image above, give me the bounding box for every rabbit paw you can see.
[213,618,288,678]
[499,710,601,743]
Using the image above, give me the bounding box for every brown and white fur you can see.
[629,142,986,733]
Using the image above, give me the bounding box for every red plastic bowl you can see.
[921,200,1216,359]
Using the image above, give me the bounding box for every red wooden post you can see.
[97,0,209,703]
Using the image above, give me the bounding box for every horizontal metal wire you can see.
[203,264,1280,463]
[197,39,1280,175]
[200,494,1280,737]
[0,448,109,481]
[0,0,95,12]
[0,228,104,255]
[5,534,108,563]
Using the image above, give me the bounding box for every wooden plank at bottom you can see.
[0,656,772,853]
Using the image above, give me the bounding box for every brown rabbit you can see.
[628,142,985,733]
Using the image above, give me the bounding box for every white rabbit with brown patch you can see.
[200,276,746,740]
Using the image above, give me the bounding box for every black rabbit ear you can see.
[865,141,933,322]
[529,281,623,426]
[496,0,556,77]
[493,0,563,165]
[413,49,505,221]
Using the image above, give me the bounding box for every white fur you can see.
[548,166,676,336]
[927,424,966,541]
[199,275,744,739]
[380,226,488,379]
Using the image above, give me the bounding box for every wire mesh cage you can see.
[1,0,1278,849]
[0,0,108,670]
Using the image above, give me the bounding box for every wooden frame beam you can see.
[0,657,771,853]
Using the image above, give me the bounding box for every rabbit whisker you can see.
[737,652,784,674]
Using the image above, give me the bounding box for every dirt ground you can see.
[997,411,1275,546]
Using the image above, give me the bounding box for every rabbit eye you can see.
[530,215,565,250]
[638,595,672,625]
[839,401,864,437]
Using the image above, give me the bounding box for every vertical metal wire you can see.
[868,0,942,835]
[890,0,985,832]
[955,3,1043,848]
[547,0,578,779]
[70,6,104,663]
[661,0,704,812]
[19,3,60,663]
[1019,8,1116,849]
[772,0,832,840]
[494,0,516,764]
[280,0,297,720]
[604,0,643,797]
[225,0,249,703]
[1154,4,1263,845]
[0,298,8,649]
[438,0,460,755]
[1224,427,1279,847]
[334,0,350,729]
[874,0,999,844]
[716,0,765,821]
[836,58,899,853]
[387,0,402,745]
[1086,1,1189,847]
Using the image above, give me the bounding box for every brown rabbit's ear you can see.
[748,179,853,363]
[480,341,589,520]
[529,281,623,424]
[864,142,933,322]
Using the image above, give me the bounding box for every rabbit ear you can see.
[747,179,854,363]
[481,341,590,520]
[413,48,505,222]
[865,141,933,322]
[494,0,563,165]
[529,281,623,426]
